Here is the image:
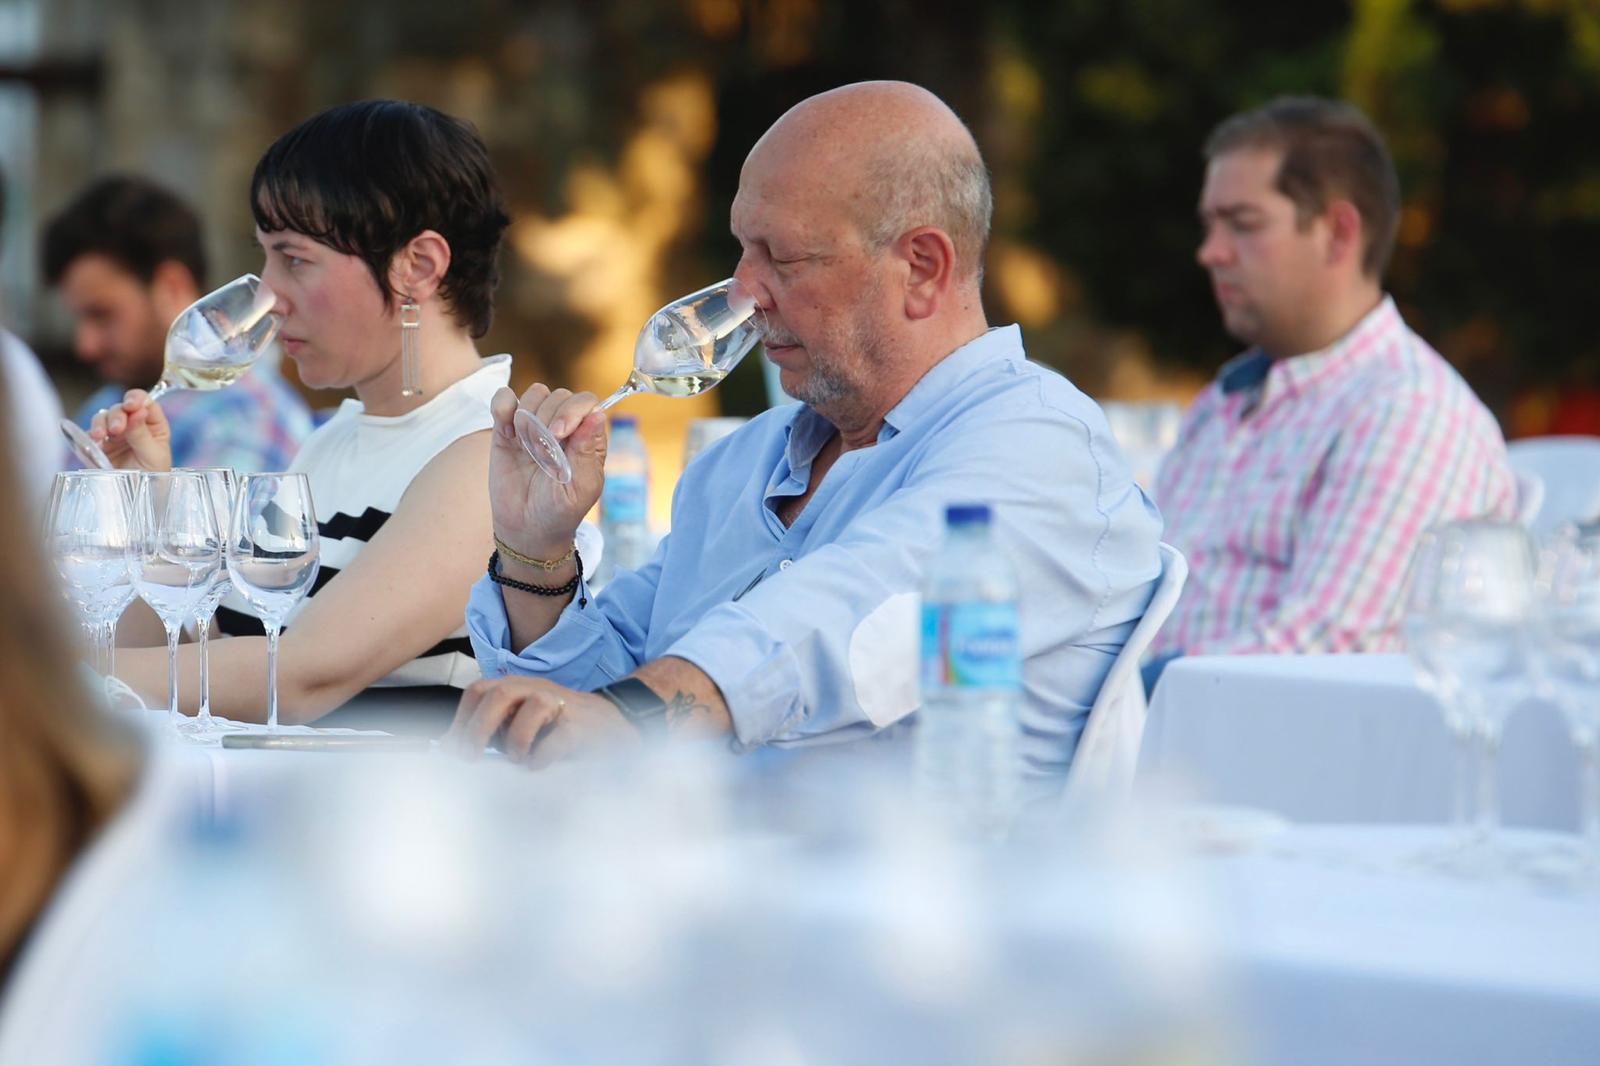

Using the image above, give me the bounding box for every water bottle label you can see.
[603,474,647,524]
[922,601,1021,690]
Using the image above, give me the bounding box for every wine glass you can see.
[43,470,140,685]
[1405,519,1536,877]
[1402,530,1473,856]
[227,473,319,730]
[514,277,765,484]
[60,274,284,469]
[133,471,223,730]
[1534,528,1600,883]
[189,468,237,738]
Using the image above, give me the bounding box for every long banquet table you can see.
[1139,653,1580,829]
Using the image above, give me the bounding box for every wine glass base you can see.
[60,418,113,469]
[513,407,574,484]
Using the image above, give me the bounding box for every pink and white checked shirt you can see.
[1152,297,1515,657]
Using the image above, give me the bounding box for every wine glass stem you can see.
[196,613,212,725]
[79,619,99,669]
[265,622,282,731]
[592,384,635,414]
[1451,728,1472,836]
[164,621,182,726]
[1472,731,1501,847]
[99,618,117,681]
[146,382,172,405]
[1580,737,1600,867]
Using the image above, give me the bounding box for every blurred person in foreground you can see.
[1147,97,1515,686]
[89,101,527,727]
[43,175,313,471]
[451,81,1164,780]
[0,401,144,1050]
[0,166,66,506]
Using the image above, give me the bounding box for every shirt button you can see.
[778,559,793,571]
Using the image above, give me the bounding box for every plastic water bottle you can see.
[917,503,1022,838]
[596,415,650,586]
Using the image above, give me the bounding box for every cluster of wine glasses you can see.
[43,469,319,735]
[1404,518,1600,882]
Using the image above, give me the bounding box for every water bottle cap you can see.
[611,415,639,429]
[945,504,992,527]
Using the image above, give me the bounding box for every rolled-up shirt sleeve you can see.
[466,528,661,690]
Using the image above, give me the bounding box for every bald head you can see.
[743,81,992,283]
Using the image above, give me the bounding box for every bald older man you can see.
[451,82,1164,778]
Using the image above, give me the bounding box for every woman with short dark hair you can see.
[91,100,522,726]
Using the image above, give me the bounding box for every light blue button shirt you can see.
[467,325,1163,773]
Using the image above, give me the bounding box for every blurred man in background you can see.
[43,175,312,471]
[1149,96,1515,684]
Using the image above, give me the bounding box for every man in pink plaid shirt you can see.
[1149,97,1515,683]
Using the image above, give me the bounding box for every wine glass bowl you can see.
[513,277,765,484]
[60,275,284,469]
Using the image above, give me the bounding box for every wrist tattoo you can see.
[665,691,712,729]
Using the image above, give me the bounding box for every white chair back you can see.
[1060,542,1187,813]
[1507,436,1600,535]
[1513,469,1546,529]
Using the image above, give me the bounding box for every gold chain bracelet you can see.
[493,535,576,571]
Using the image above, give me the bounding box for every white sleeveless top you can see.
[216,355,511,691]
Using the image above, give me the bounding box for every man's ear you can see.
[1324,199,1365,272]
[898,226,958,321]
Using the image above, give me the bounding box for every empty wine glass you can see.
[61,274,284,469]
[1535,528,1600,882]
[227,473,319,730]
[1402,530,1473,856]
[1405,519,1537,877]
[189,467,237,738]
[134,471,223,730]
[514,277,764,484]
[43,470,140,684]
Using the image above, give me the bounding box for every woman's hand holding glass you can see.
[63,274,280,470]
[488,384,607,563]
[87,390,174,473]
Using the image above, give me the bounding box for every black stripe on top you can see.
[216,604,265,638]
[318,507,392,544]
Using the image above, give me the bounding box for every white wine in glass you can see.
[61,274,284,469]
[514,277,764,484]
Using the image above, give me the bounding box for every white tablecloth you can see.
[1139,654,1580,829]
[1201,824,1600,1065]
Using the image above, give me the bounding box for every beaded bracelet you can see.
[488,549,586,608]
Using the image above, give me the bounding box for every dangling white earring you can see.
[399,296,422,398]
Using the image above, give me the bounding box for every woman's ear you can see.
[389,230,453,305]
